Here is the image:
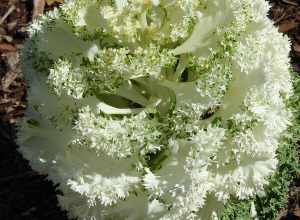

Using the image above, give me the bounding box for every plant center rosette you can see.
[18,0,293,219]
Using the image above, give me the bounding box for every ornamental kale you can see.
[18,0,294,219]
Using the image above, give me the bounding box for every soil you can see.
[0,0,299,220]
[0,1,70,220]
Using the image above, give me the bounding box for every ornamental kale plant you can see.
[18,0,296,219]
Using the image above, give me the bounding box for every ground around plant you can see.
[0,0,299,219]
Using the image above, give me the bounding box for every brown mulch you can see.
[0,1,70,220]
[269,1,300,219]
[0,0,27,124]
[269,0,300,72]
[0,0,299,220]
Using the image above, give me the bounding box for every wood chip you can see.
[0,43,16,52]
[45,0,64,5]
[274,12,286,24]
[282,0,299,6]
[3,34,13,42]
[32,0,45,20]
[278,19,298,33]
[4,51,19,70]
[294,208,300,217]
[293,42,300,53]
[1,71,19,91]
[0,27,6,35]
[7,20,17,31]
[0,5,15,25]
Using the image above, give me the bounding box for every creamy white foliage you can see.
[74,106,163,158]
[18,0,292,219]
[67,174,140,206]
